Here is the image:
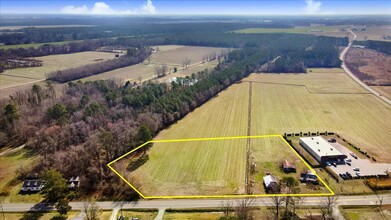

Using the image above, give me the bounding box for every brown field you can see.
[345,47,391,85]
[0,51,116,89]
[0,25,95,31]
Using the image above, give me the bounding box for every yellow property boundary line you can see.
[107,134,335,199]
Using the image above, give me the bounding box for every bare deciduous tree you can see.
[221,200,233,218]
[235,198,253,220]
[83,200,100,220]
[319,196,338,220]
[268,196,285,220]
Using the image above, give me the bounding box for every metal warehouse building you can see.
[299,136,347,164]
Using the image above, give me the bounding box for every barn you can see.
[299,136,347,165]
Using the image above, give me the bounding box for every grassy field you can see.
[0,51,116,89]
[372,86,391,100]
[0,149,42,203]
[116,138,247,196]
[249,70,391,163]
[118,210,158,220]
[123,68,391,196]
[341,205,391,220]
[150,46,227,66]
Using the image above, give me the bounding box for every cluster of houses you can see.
[21,176,80,193]
[263,160,319,194]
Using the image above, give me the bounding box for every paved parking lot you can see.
[328,142,391,178]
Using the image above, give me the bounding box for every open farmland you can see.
[149,45,228,65]
[0,51,116,89]
[249,70,391,163]
[235,25,391,41]
[138,68,390,183]
[80,46,222,84]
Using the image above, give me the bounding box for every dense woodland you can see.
[0,28,349,199]
[355,40,391,55]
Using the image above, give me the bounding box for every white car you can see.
[353,167,360,171]
[345,158,352,163]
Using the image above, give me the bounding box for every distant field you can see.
[0,40,84,50]
[150,46,227,66]
[0,25,95,31]
[234,26,341,34]
[0,51,116,89]
[235,25,391,41]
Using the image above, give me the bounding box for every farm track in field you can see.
[242,80,372,95]
[245,81,252,194]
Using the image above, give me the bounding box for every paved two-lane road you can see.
[1,194,391,212]
[340,29,391,105]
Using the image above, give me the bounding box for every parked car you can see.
[353,167,360,171]
[346,162,351,166]
[346,172,352,178]
[345,158,352,163]
[356,171,361,177]
[333,162,337,167]
[326,162,331,166]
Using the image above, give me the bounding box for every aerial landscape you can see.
[0,0,390,219]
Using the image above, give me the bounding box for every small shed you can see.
[281,160,296,173]
[263,175,280,194]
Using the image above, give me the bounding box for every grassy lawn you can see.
[0,149,43,203]
[163,212,224,220]
[1,211,79,220]
[118,210,158,220]
[0,51,116,89]
[341,205,391,220]
[250,137,329,194]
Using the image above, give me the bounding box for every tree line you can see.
[46,47,151,83]
[354,40,391,55]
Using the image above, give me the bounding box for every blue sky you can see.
[1,0,390,15]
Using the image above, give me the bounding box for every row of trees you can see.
[46,47,151,83]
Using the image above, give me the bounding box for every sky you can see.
[1,0,390,16]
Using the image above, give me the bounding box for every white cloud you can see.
[61,5,88,14]
[141,0,157,14]
[61,1,157,15]
[304,0,322,14]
